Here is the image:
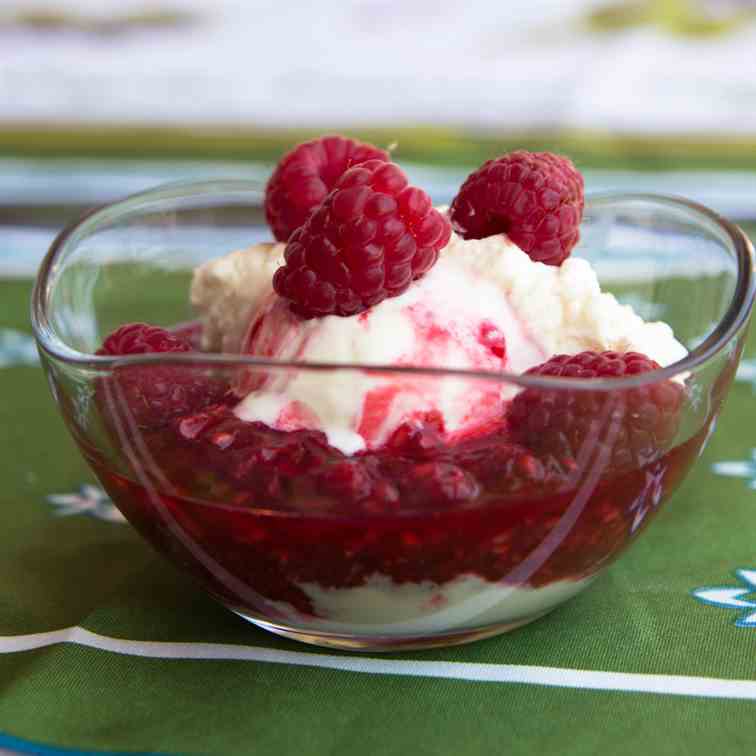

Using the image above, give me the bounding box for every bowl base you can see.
[232,609,554,652]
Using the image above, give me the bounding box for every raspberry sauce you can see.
[88,400,704,620]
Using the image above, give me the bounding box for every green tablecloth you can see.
[2,225,756,756]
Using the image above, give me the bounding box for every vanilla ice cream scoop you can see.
[191,231,687,454]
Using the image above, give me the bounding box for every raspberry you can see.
[384,411,445,460]
[265,135,389,242]
[175,407,331,482]
[508,351,683,473]
[449,150,584,266]
[98,323,228,429]
[411,462,480,507]
[273,159,452,318]
[97,323,191,356]
[317,460,373,501]
[457,438,572,493]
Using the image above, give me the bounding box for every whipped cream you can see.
[191,231,688,454]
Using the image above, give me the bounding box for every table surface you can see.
[1,161,756,756]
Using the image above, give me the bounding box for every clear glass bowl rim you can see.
[31,179,756,393]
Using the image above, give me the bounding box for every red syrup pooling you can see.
[88,380,705,619]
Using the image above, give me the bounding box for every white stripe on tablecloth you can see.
[1,626,755,700]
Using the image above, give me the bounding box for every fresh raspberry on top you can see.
[508,351,683,472]
[449,150,584,266]
[97,323,228,428]
[98,323,192,356]
[273,159,452,318]
[265,135,389,242]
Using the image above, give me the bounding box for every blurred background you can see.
[2,0,756,278]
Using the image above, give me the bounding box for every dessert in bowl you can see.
[32,138,755,650]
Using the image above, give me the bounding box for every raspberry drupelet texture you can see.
[264,135,389,242]
[508,351,683,473]
[98,323,192,356]
[273,159,452,318]
[449,150,584,266]
[97,323,228,428]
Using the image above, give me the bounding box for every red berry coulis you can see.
[89,357,703,620]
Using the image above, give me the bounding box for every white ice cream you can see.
[268,574,594,635]
[191,241,284,355]
[191,231,688,454]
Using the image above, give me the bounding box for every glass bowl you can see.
[31,180,755,651]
